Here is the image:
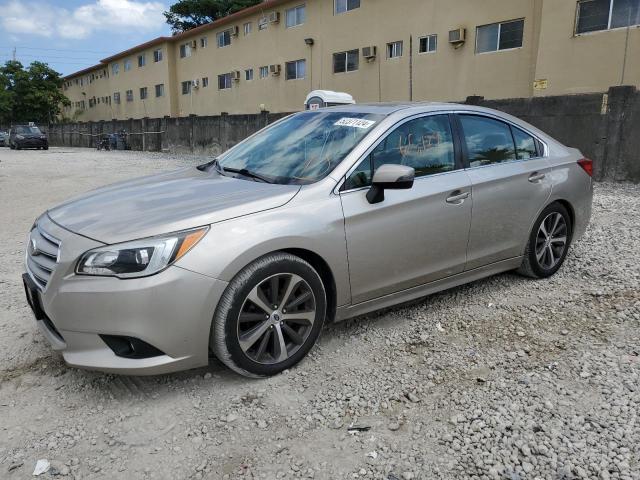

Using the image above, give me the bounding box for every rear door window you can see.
[459,115,516,167]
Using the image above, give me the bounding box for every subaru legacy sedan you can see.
[23,103,593,377]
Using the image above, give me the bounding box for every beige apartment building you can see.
[62,0,640,122]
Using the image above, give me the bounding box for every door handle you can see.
[528,172,546,183]
[446,190,470,204]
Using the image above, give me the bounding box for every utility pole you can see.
[12,46,16,61]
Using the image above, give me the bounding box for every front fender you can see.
[175,195,351,307]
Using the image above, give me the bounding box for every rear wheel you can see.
[518,203,572,278]
[211,253,326,377]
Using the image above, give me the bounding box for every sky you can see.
[0,0,173,76]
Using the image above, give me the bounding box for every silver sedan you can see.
[23,103,593,377]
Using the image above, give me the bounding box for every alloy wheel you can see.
[535,212,568,270]
[237,273,316,365]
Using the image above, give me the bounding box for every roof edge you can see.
[64,0,291,79]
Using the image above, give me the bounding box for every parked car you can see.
[9,125,48,150]
[0,130,8,146]
[23,103,593,377]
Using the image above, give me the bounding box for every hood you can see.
[48,167,300,244]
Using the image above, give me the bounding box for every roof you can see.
[64,0,293,79]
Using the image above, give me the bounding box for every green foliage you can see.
[164,0,262,33]
[0,61,70,125]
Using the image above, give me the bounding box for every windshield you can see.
[15,126,42,135]
[216,111,385,184]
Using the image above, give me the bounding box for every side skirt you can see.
[334,257,523,322]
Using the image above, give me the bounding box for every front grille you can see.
[26,224,61,291]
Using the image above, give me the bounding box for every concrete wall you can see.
[48,86,640,183]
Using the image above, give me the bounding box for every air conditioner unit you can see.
[231,70,241,81]
[448,28,466,45]
[269,64,281,76]
[191,79,199,88]
[362,46,377,60]
[269,11,280,23]
[230,25,239,36]
[190,40,198,49]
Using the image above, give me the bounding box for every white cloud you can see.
[0,0,166,40]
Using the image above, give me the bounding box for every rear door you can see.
[340,113,472,304]
[456,113,552,270]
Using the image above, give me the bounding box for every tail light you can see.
[577,158,593,177]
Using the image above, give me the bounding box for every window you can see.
[111,63,119,75]
[153,49,163,62]
[180,43,192,58]
[333,49,359,73]
[286,5,306,27]
[245,68,254,81]
[345,115,455,190]
[244,22,252,35]
[419,34,437,53]
[259,66,269,78]
[126,89,134,102]
[512,127,538,159]
[200,37,208,48]
[155,84,164,97]
[335,0,360,14]
[258,17,268,30]
[576,0,640,33]
[217,30,231,48]
[218,73,233,90]
[139,87,148,100]
[459,115,517,167]
[285,59,306,80]
[202,77,209,87]
[219,111,383,185]
[181,81,191,95]
[124,59,131,71]
[476,19,524,53]
[387,41,403,58]
[138,54,146,67]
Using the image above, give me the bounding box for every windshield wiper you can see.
[220,166,273,184]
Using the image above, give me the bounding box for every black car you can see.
[9,125,48,150]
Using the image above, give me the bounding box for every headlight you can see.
[16,134,24,139]
[76,227,208,278]
[40,135,47,139]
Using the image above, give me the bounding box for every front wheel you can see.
[518,202,572,279]
[211,253,326,377]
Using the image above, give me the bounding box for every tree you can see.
[164,0,262,33]
[0,61,69,125]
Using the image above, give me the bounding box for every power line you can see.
[0,45,112,54]
[0,55,96,66]
[2,53,101,61]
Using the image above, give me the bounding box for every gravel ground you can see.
[0,147,638,480]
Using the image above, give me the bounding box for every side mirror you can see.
[366,164,415,204]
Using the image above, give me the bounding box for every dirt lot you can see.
[0,147,638,480]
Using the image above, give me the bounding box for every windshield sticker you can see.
[334,118,377,129]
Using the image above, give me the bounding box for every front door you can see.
[456,113,553,270]
[340,114,472,304]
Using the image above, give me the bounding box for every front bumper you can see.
[25,214,228,375]
[15,138,47,148]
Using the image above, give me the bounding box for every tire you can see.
[9,143,15,150]
[518,202,572,279]
[44,146,48,150]
[211,252,327,378]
